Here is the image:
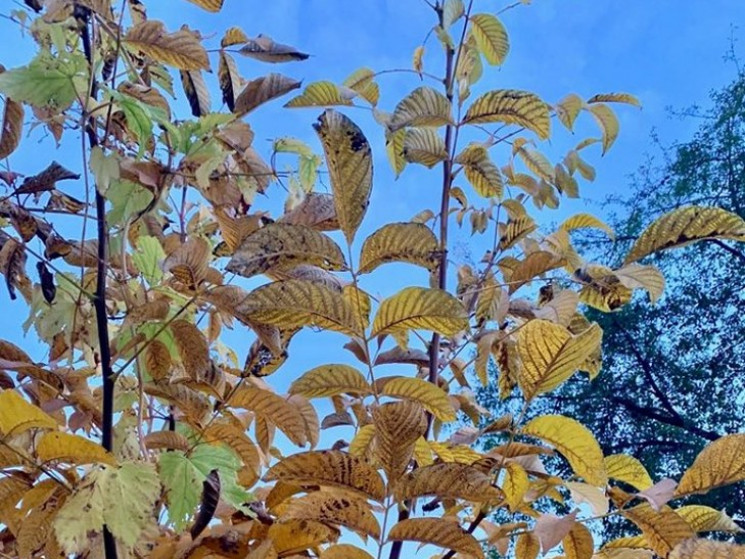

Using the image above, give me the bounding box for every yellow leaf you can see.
[464,89,550,139]
[455,143,504,198]
[343,68,379,106]
[229,280,362,335]
[37,431,116,465]
[507,251,564,294]
[342,285,371,329]
[234,73,302,115]
[394,462,502,503]
[349,424,376,458]
[604,454,654,491]
[563,522,594,559]
[230,387,307,446]
[516,145,555,183]
[390,86,453,130]
[675,505,744,533]
[381,376,455,421]
[372,401,427,481]
[359,222,439,274]
[626,205,745,264]
[669,538,745,558]
[124,21,209,70]
[555,93,583,131]
[412,46,425,75]
[322,544,374,559]
[289,364,371,398]
[226,222,346,279]
[263,450,385,501]
[283,491,380,539]
[614,263,665,304]
[267,519,339,556]
[676,433,745,496]
[0,390,57,435]
[314,110,373,243]
[522,414,607,487]
[588,93,641,107]
[220,26,249,47]
[371,286,468,339]
[285,81,354,107]
[502,461,530,511]
[403,127,448,167]
[559,213,615,240]
[186,0,224,12]
[385,127,407,177]
[517,320,603,398]
[499,214,537,250]
[469,13,509,65]
[587,103,619,154]
[387,518,484,559]
[622,504,695,557]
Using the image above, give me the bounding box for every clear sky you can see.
[1,1,744,554]
[2,0,744,410]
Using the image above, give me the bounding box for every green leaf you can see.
[110,91,154,157]
[106,180,154,225]
[132,236,166,285]
[0,52,88,110]
[158,443,249,530]
[54,462,160,553]
[89,146,120,195]
[158,451,200,530]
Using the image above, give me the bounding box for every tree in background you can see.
[1,1,745,559]
[481,65,745,541]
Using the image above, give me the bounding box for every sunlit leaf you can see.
[371,287,468,339]
[289,364,371,398]
[469,13,509,65]
[390,86,453,130]
[359,222,439,274]
[285,81,354,107]
[676,434,745,496]
[623,504,695,557]
[625,206,745,264]
[517,319,602,398]
[381,376,456,422]
[464,89,550,139]
[522,414,607,486]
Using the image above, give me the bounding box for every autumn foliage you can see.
[0,1,744,558]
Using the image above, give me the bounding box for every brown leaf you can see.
[238,35,309,63]
[124,20,210,71]
[533,511,577,553]
[180,69,211,117]
[13,161,79,196]
[0,77,23,159]
[234,73,302,115]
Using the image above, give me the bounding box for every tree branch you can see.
[77,5,117,559]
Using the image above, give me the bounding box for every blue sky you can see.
[1,0,744,423]
[1,0,744,554]
[1,0,743,422]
